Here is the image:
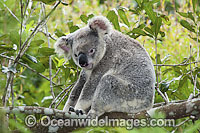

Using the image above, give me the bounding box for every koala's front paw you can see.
[69,106,75,112]
[69,106,84,116]
[75,109,84,116]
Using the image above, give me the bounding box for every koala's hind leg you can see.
[88,74,126,118]
[88,74,154,118]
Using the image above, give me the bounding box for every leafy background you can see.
[0,0,200,132]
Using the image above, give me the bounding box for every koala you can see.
[54,16,155,118]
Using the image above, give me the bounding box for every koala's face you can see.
[55,16,111,70]
[71,27,108,70]
[71,31,99,70]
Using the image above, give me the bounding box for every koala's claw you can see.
[75,109,84,116]
[69,106,75,112]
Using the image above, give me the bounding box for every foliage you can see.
[0,0,200,132]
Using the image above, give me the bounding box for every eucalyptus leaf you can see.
[55,29,66,37]
[80,14,89,24]
[144,27,154,35]
[69,26,79,33]
[32,0,56,4]
[38,47,56,56]
[118,9,130,27]
[30,40,44,46]
[144,3,156,24]
[107,10,120,31]
[180,20,195,33]
[178,75,189,90]
[192,0,197,13]
[153,17,162,38]
[131,28,147,36]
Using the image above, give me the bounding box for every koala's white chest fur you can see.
[55,16,155,118]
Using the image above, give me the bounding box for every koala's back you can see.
[94,30,155,113]
[103,29,155,81]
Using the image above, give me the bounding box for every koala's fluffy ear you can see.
[88,16,112,35]
[54,36,72,59]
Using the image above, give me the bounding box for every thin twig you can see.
[195,22,199,93]
[52,68,61,79]
[174,117,190,127]
[154,60,200,66]
[49,84,74,108]
[23,0,29,17]
[24,2,39,25]
[41,3,55,100]
[38,30,57,40]
[155,37,168,103]
[3,60,14,107]
[20,0,23,49]
[55,87,73,109]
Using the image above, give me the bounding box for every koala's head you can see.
[54,16,112,70]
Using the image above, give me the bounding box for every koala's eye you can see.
[88,48,95,55]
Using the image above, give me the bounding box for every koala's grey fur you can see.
[54,16,155,117]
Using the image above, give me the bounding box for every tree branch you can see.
[1,98,200,132]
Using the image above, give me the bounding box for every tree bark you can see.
[1,97,200,132]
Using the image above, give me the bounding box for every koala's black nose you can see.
[78,53,88,67]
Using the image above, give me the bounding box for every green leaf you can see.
[150,0,160,4]
[118,9,130,27]
[39,57,49,68]
[69,26,79,33]
[25,54,37,63]
[135,0,142,6]
[144,27,154,35]
[173,66,182,75]
[30,40,44,46]
[107,10,120,31]
[177,11,188,18]
[160,81,170,93]
[137,24,146,29]
[0,44,14,52]
[160,15,171,26]
[188,12,195,22]
[80,14,89,24]
[64,68,70,81]
[38,47,55,56]
[32,0,56,4]
[0,34,8,40]
[192,0,197,13]
[180,20,195,32]
[67,21,80,33]
[162,68,172,75]
[160,31,165,37]
[156,54,162,64]
[189,34,200,42]
[144,3,156,24]
[129,9,139,15]
[9,30,20,46]
[153,17,162,38]
[55,29,66,37]
[88,14,94,19]
[131,28,147,36]
[22,54,45,73]
[177,11,195,22]
[178,75,189,90]
[61,1,69,6]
